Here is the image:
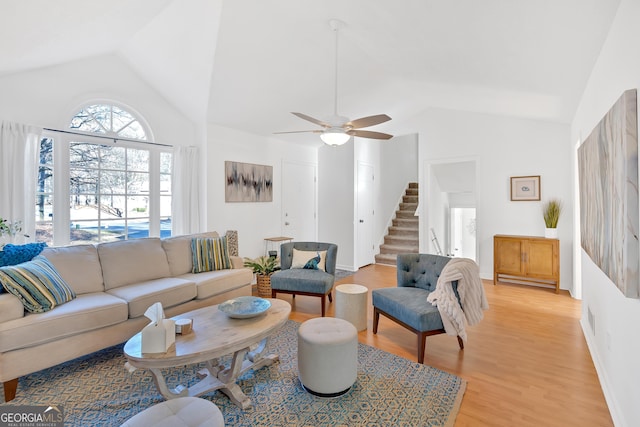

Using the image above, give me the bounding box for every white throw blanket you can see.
[426,257,488,341]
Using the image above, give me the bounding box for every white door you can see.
[357,162,375,267]
[282,161,317,241]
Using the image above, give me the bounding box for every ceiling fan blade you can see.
[273,130,323,135]
[291,112,331,128]
[349,130,394,140]
[346,114,391,129]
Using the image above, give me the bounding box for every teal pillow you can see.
[0,242,47,267]
[191,236,232,273]
[0,256,76,313]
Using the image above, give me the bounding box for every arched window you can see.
[70,104,148,140]
[36,103,172,245]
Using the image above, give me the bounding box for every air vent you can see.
[588,306,596,335]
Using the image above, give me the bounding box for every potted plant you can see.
[243,256,280,298]
[542,199,562,238]
[0,218,25,249]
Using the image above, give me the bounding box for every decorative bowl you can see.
[218,296,271,319]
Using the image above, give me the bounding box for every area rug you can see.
[334,269,355,280]
[2,320,466,426]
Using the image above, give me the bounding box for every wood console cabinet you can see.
[493,234,559,293]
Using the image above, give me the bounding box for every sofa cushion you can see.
[177,268,253,300]
[191,236,232,273]
[41,244,104,294]
[0,292,129,353]
[0,256,76,313]
[0,293,24,323]
[98,238,171,290]
[162,232,219,276]
[106,277,197,318]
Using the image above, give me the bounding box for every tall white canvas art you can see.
[578,89,639,298]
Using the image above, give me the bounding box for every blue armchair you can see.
[372,253,464,364]
[270,242,338,317]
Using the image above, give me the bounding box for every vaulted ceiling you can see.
[0,0,621,142]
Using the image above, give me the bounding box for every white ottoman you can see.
[297,317,358,397]
[335,283,368,331]
[120,397,225,427]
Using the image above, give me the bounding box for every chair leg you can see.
[327,292,332,303]
[321,295,326,317]
[417,332,427,364]
[271,290,276,298]
[3,378,18,402]
[372,308,380,334]
[457,335,464,350]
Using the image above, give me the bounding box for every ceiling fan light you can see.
[320,129,350,146]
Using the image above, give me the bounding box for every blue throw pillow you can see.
[0,243,48,267]
[303,252,321,270]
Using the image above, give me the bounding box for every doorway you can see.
[450,207,476,259]
[425,158,478,262]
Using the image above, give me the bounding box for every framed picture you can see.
[510,175,540,201]
[225,161,273,202]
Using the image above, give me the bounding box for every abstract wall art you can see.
[578,89,639,298]
[225,161,273,203]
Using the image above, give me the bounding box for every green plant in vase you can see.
[542,199,562,238]
[243,256,280,298]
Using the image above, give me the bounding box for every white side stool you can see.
[297,317,358,397]
[335,284,368,331]
[120,396,225,427]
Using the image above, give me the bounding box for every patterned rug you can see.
[334,269,356,280]
[2,320,465,426]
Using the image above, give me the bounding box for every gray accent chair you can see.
[270,242,338,317]
[372,253,464,364]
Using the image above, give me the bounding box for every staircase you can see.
[375,182,419,266]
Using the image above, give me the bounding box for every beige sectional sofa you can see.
[0,231,253,401]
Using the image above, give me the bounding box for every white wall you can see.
[414,108,572,284]
[206,124,317,259]
[425,168,448,254]
[571,0,640,425]
[0,54,195,147]
[318,142,355,270]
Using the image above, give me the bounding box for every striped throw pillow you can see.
[191,236,232,273]
[0,256,76,313]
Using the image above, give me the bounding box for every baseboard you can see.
[580,318,625,427]
[336,263,357,272]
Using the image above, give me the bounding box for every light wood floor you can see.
[266,264,613,427]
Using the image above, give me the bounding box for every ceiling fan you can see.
[275,19,393,146]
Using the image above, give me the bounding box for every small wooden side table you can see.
[264,236,292,257]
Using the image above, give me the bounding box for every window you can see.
[35,103,172,246]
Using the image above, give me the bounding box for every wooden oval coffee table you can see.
[124,298,291,409]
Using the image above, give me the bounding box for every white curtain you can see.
[0,121,42,244]
[171,146,201,235]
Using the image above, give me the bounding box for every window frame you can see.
[36,102,172,246]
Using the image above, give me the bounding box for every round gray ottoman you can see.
[120,396,225,427]
[297,317,358,397]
